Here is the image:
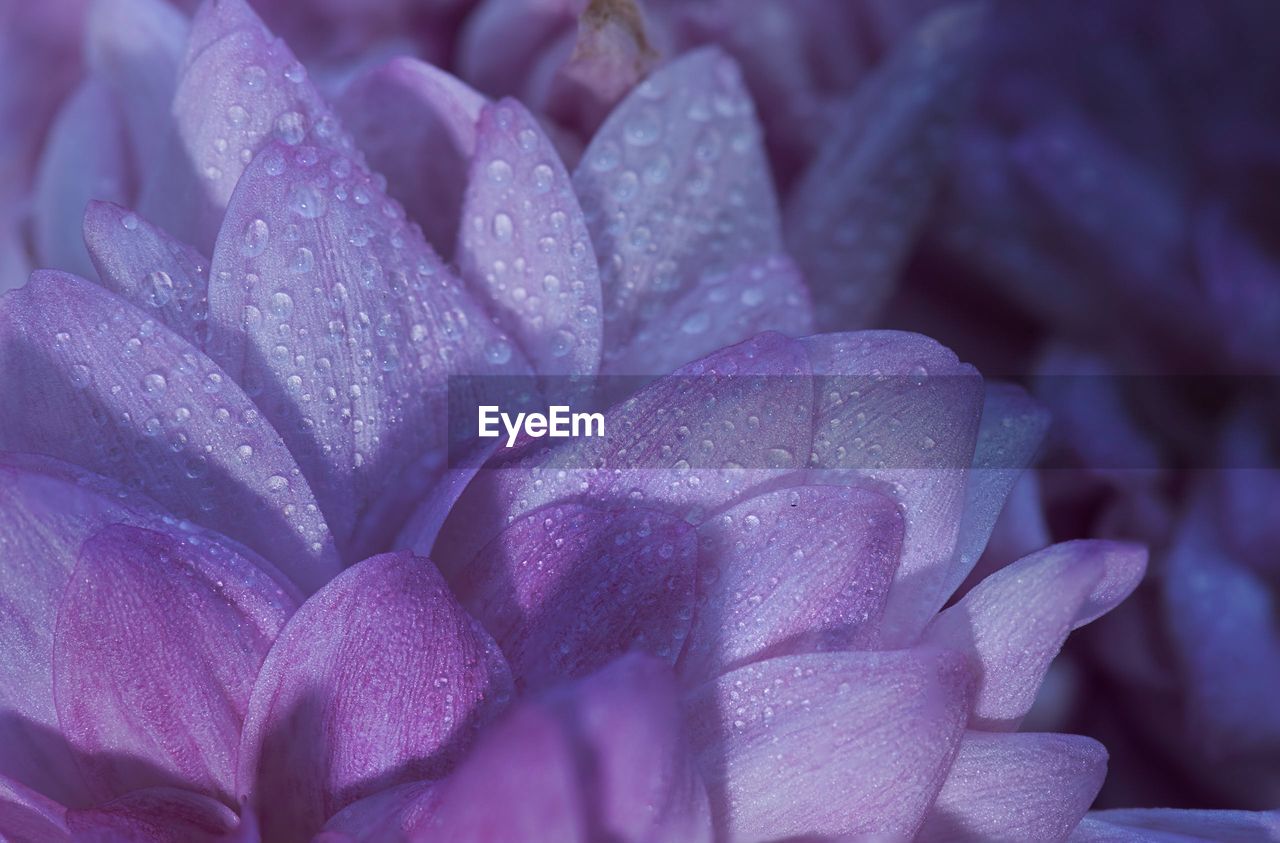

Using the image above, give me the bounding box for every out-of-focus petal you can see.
[32,80,132,279]
[686,648,973,842]
[207,139,531,561]
[917,731,1106,842]
[603,252,812,377]
[925,540,1147,729]
[54,524,297,804]
[454,503,696,689]
[0,272,340,591]
[573,47,802,374]
[140,0,358,251]
[86,0,188,170]
[83,202,211,349]
[802,331,984,643]
[458,98,603,376]
[785,4,982,329]
[1070,809,1280,842]
[457,0,578,99]
[0,773,69,843]
[1163,496,1280,759]
[337,56,485,257]
[679,484,904,684]
[236,551,513,843]
[65,787,240,843]
[433,331,814,567]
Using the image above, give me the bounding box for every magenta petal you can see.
[139,0,357,250]
[454,503,696,690]
[85,0,188,171]
[54,524,297,803]
[925,540,1147,729]
[321,781,440,843]
[0,774,69,843]
[604,252,813,376]
[802,331,985,643]
[32,79,131,279]
[65,787,240,843]
[917,731,1106,843]
[338,56,485,257]
[785,5,982,329]
[83,201,211,350]
[0,272,340,591]
[236,551,513,843]
[1071,809,1280,842]
[679,484,904,684]
[687,649,973,842]
[573,47,801,371]
[458,98,603,376]
[207,140,531,561]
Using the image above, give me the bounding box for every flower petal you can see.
[54,524,297,804]
[433,331,814,567]
[65,788,240,843]
[603,252,812,377]
[85,0,188,170]
[802,331,985,643]
[917,731,1106,843]
[679,484,904,685]
[207,140,531,561]
[236,551,513,843]
[83,202,211,350]
[458,98,603,376]
[573,47,796,371]
[0,455,258,806]
[686,648,973,842]
[925,540,1147,729]
[1071,810,1280,842]
[0,272,339,590]
[785,5,982,328]
[32,80,131,279]
[454,503,696,690]
[138,0,357,251]
[337,56,485,257]
[0,773,69,843]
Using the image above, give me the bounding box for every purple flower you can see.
[2,0,1277,841]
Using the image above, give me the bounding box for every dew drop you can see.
[242,218,269,258]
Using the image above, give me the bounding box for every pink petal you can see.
[924,540,1147,729]
[0,271,340,592]
[785,5,983,329]
[138,0,357,251]
[236,551,513,843]
[55,524,297,804]
[802,331,985,644]
[434,331,814,567]
[573,47,801,373]
[686,648,973,842]
[337,56,485,258]
[65,787,240,843]
[0,774,69,842]
[207,140,531,561]
[83,201,211,350]
[454,503,696,690]
[917,731,1106,842]
[603,252,812,377]
[457,98,603,376]
[32,79,132,279]
[679,484,904,684]
[85,0,188,170]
